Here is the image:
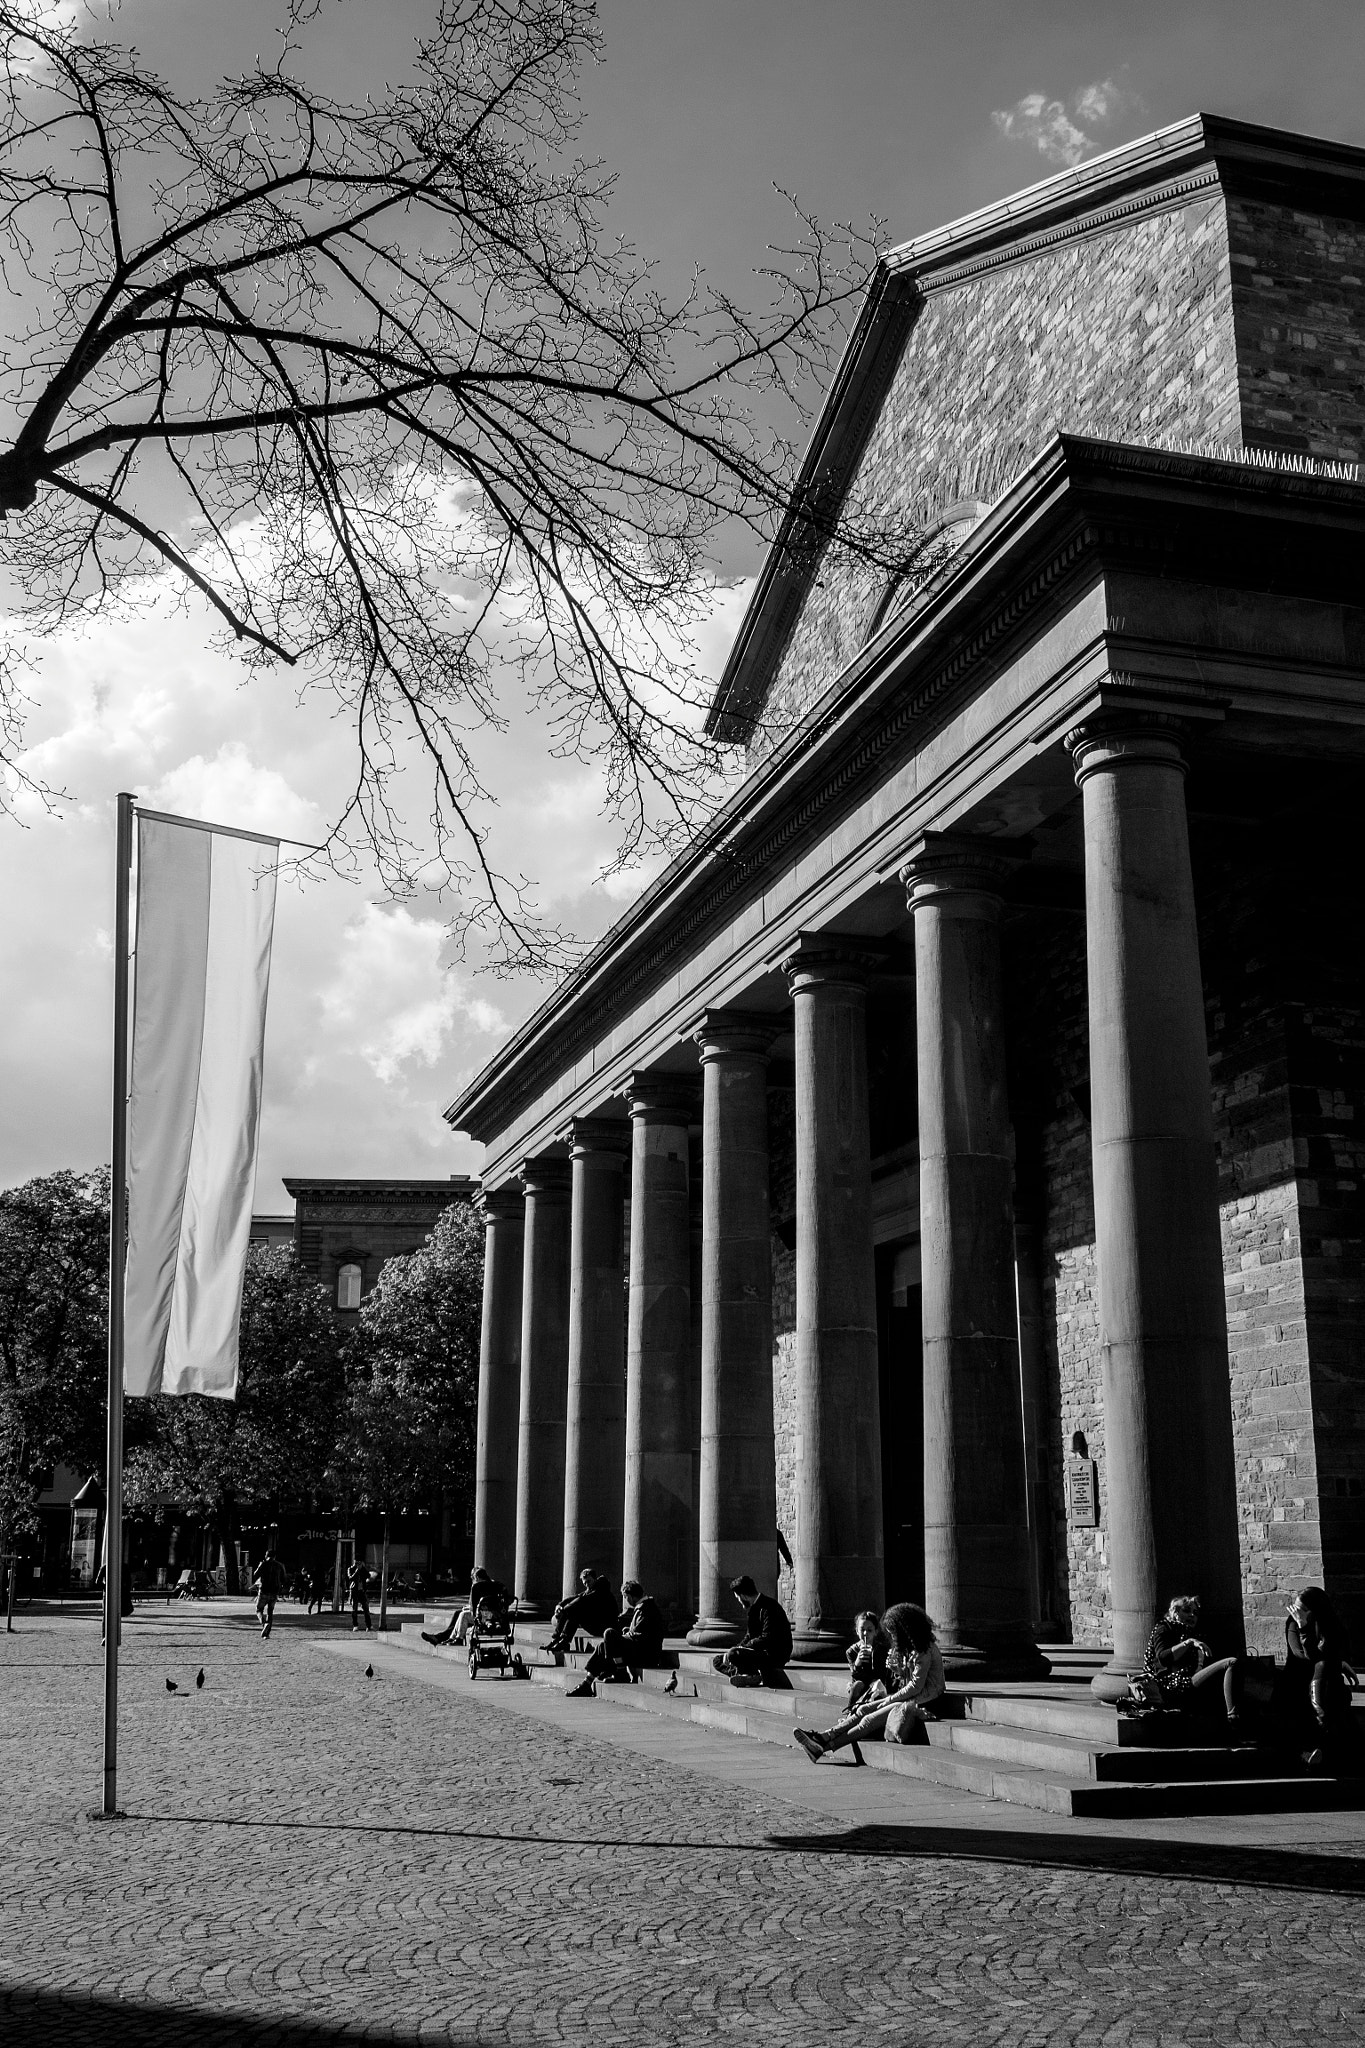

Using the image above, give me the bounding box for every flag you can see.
[124,810,278,1399]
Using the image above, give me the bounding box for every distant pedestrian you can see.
[346,1556,373,1633]
[711,1575,792,1689]
[306,1566,331,1617]
[252,1553,285,1639]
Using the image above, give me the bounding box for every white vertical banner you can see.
[124,811,279,1399]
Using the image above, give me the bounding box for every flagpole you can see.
[101,791,134,1818]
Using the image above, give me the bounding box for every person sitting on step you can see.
[1143,1594,1248,1736]
[844,1608,890,1715]
[422,1566,506,1648]
[793,1602,945,1763]
[546,1568,618,1658]
[567,1580,667,1696]
[1278,1586,1357,1771]
[712,1575,793,1689]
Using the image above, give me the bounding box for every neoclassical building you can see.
[448,115,1365,1696]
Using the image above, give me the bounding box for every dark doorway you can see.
[876,1242,923,1605]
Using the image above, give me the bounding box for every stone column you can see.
[782,937,884,1658]
[473,1184,524,1589]
[561,1120,630,1597]
[624,1075,698,1629]
[688,1013,779,1647]
[1014,1220,1055,1636]
[902,834,1044,1678]
[513,1155,572,1617]
[1067,712,1243,1697]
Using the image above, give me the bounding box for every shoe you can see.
[729,1672,762,1689]
[1303,1747,1328,1773]
[566,1678,596,1699]
[793,1729,825,1764]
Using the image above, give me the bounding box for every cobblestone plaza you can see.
[2,1606,1361,2044]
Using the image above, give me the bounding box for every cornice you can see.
[282,1177,475,1205]
[449,438,1365,1150]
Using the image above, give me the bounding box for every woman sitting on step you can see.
[1143,1594,1247,1733]
[793,1603,945,1764]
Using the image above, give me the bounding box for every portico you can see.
[448,118,1365,1683]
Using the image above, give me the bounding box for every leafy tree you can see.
[0,1167,109,1548]
[125,1242,344,1590]
[332,1201,482,1616]
[0,0,900,969]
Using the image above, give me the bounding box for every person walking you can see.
[346,1555,373,1633]
[252,1552,285,1639]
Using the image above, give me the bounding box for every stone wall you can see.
[750,194,1241,761]
[1228,196,1365,461]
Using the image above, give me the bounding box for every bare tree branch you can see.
[0,0,905,972]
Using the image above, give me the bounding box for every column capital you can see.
[900,831,1018,914]
[1065,708,1189,786]
[519,1153,572,1198]
[691,1008,783,1064]
[628,1071,700,1122]
[567,1116,630,1160]
[780,931,887,997]
[477,1183,525,1225]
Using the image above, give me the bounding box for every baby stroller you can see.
[467,1590,525,1681]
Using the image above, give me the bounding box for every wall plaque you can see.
[1068,1456,1099,1527]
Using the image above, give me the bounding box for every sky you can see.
[3,0,1363,1209]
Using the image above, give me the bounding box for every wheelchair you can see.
[467,1597,526,1681]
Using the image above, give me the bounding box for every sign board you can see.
[1068,1456,1099,1527]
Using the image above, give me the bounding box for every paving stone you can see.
[0,1606,1362,2044]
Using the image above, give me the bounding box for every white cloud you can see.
[992,78,1141,169]
[0,559,752,1208]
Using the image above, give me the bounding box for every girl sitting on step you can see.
[793,1603,946,1764]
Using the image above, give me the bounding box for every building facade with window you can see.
[280,1176,477,1316]
[448,116,1365,1693]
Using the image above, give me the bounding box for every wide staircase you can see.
[397,1613,1363,1819]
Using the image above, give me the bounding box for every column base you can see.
[1090,1659,1142,1703]
[791,1626,849,1663]
[939,1634,1050,1683]
[686,1617,740,1648]
[513,1598,556,1623]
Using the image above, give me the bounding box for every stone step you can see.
[527,1671,1361,1817]
[389,1630,1361,1818]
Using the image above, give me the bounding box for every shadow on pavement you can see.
[0,1985,469,2047]
[117,1809,1365,1895]
[764,1822,1365,1895]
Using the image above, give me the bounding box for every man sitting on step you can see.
[567,1580,667,1696]
[712,1575,793,1690]
[546,1568,619,1658]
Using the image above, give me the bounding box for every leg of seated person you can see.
[1189,1655,1243,1718]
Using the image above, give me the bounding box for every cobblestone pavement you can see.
[1,1605,1362,2045]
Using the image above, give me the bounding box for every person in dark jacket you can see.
[568,1580,667,1695]
[1278,1586,1357,1769]
[712,1575,793,1688]
[546,1569,618,1656]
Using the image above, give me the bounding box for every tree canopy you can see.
[124,1240,345,1587]
[0,1166,109,1545]
[0,0,906,969]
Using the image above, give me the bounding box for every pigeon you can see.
[364,1664,374,1679]
[195,1668,205,1690]
[663,1672,678,1695]
[165,1678,178,1693]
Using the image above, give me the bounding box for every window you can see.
[337,1262,363,1310]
